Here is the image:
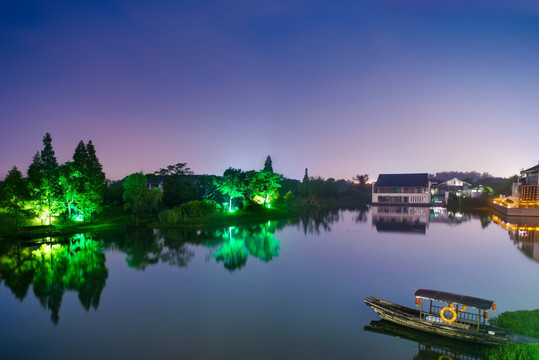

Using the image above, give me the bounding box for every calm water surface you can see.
[1,207,538,360]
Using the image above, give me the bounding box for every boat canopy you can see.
[415,289,495,310]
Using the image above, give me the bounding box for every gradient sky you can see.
[1,0,539,181]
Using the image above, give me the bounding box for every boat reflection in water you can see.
[493,214,539,263]
[364,320,484,360]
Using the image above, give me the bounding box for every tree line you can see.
[1,134,372,228]
[120,156,284,224]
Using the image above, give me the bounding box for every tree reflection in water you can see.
[214,222,280,271]
[278,206,368,235]
[0,234,107,324]
[0,211,361,323]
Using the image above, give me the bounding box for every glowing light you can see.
[253,195,265,205]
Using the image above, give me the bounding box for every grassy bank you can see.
[482,309,539,360]
[1,198,367,241]
[152,205,300,228]
[0,205,131,241]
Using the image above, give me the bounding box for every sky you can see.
[1,0,539,181]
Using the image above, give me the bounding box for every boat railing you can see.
[428,304,481,325]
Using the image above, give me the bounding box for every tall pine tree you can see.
[27,133,63,224]
[264,155,273,173]
[73,140,88,172]
[69,139,105,221]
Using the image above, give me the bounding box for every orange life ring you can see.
[438,355,453,360]
[440,306,457,323]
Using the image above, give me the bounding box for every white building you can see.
[372,173,431,205]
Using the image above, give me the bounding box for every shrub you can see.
[159,200,218,224]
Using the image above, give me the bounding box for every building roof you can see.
[522,164,539,174]
[438,178,471,187]
[375,173,429,188]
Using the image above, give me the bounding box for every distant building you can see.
[494,162,539,216]
[519,163,539,202]
[437,178,471,191]
[372,173,431,205]
[433,177,484,199]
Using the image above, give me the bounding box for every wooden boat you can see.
[364,289,509,346]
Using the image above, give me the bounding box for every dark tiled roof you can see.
[415,289,495,310]
[375,173,428,187]
[522,164,539,173]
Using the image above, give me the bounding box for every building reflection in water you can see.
[371,206,475,235]
[492,214,539,263]
[372,206,430,234]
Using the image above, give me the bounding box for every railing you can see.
[428,304,482,326]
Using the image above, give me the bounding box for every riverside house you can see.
[372,173,431,205]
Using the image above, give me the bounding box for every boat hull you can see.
[364,296,508,346]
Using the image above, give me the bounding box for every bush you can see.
[490,310,539,338]
[483,309,539,360]
[159,200,218,224]
[482,343,539,360]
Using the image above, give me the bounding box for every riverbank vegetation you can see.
[0,134,373,239]
[482,309,539,360]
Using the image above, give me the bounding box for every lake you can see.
[1,207,538,360]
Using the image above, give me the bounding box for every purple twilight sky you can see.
[1,0,539,181]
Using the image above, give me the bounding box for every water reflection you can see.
[493,214,539,263]
[0,234,107,324]
[280,205,369,235]
[213,223,280,271]
[0,208,524,327]
[372,206,430,234]
[372,206,492,234]
[364,320,484,360]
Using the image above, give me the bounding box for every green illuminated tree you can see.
[0,166,31,229]
[78,140,106,221]
[57,140,106,222]
[123,172,162,224]
[214,168,248,212]
[123,172,147,204]
[26,133,63,224]
[58,162,83,218]
[248,170,282,207]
